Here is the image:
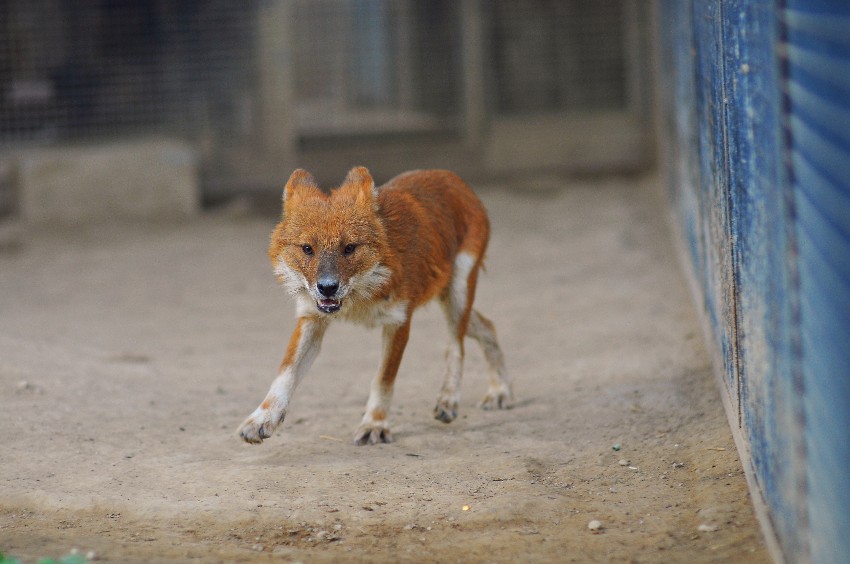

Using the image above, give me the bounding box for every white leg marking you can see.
[434,252,477,423]
[450,252,476,322]
[434,339,463,423]
[238,318,327,443]
[468,310,512,410]
[354,324,403,445]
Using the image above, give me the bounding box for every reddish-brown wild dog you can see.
[238,167,511,445]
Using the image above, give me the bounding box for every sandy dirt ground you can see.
[0,176,769,562]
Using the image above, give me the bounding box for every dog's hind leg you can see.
[434,251,481,423]
[467,309,512,409]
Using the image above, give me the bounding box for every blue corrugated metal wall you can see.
[655,1,850,562]
[785,2,850,561]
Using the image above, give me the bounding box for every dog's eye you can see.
[301,244,314,256]
[343,243,357,256]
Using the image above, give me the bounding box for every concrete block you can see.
[14,137,199,224]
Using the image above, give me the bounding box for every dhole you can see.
[238,167,511,445]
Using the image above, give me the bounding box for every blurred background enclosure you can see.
[0,0,653,219]
[2,3,850,563]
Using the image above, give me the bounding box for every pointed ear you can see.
[344,166,378,209]
[282,169,318,214]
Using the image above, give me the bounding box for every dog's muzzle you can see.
[316,275,342,313]
[317,298,342,313]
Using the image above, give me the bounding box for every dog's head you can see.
[269,167,390,315]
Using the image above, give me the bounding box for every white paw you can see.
[480,384,513,410]
[433,396,459,423]
[237,409,284,444]
[353,420,393,445]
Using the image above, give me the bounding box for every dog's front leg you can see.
[238,316,328,444]
[353,319,411,445]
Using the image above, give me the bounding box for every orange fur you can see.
[237,167,511,446]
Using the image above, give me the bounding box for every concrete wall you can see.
[5,138,198,225]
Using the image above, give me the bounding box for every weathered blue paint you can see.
[656,0,850,561]
[783,3,850,562]
[692,0,740,405]
[719,1,806,559]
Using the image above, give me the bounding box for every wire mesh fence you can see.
[491,0,627,114]
[0,0,645,217]
[291,0,461,137]
[0,0,258,145]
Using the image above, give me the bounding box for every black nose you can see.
[317,278,339,297]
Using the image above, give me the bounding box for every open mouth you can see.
[316,298,342,314]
